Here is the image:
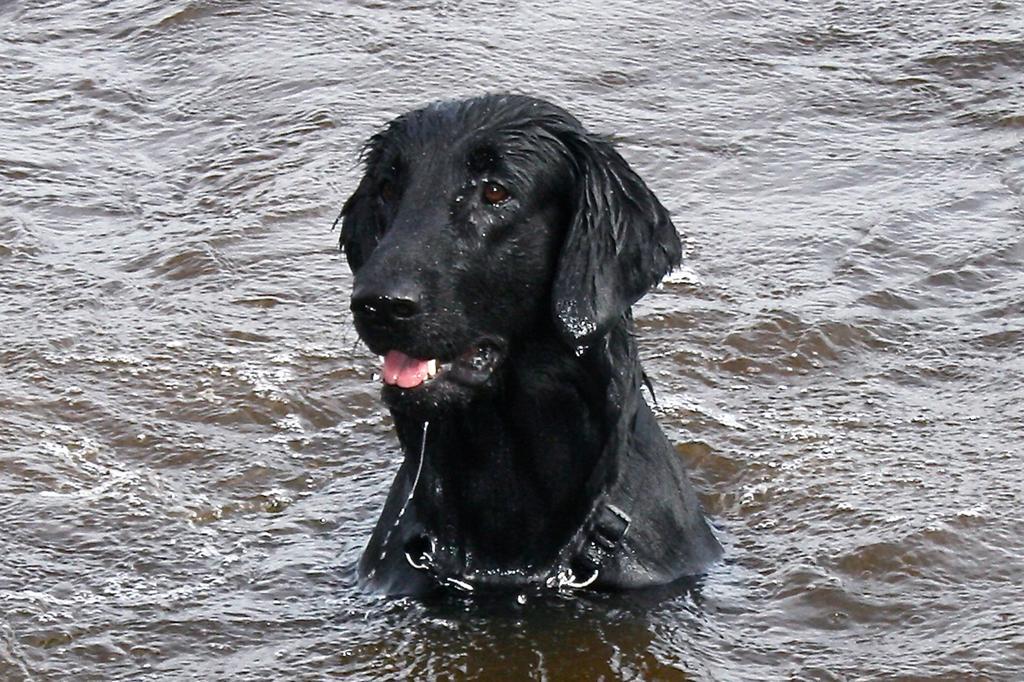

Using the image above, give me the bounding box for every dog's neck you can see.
[390,334,621,574]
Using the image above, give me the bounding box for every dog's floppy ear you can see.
[338,127,396,271]
[553,132,682,350]
[338,173,381,272]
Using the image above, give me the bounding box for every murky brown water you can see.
[2,0,1023,679]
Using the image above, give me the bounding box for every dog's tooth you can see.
[427,359,437,377]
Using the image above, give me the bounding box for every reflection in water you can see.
[1,0,1023,679]
[339,587,709,680]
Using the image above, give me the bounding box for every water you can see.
[2,0,1022,678]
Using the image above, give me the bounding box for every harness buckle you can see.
[404,536,475,592]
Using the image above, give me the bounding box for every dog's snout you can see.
[351,285,423,324]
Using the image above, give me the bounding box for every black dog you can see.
[340,94,721,595]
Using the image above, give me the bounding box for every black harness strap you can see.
[403,502,632,593]
[543,501,632,591]
[571,503,631,580]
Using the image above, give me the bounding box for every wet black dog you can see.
[340,94,721,595]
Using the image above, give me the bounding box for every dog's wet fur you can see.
[340,94,721,595]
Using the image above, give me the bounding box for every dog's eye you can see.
[378,181,397,202]
[481,181,510,205]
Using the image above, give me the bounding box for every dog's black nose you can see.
[351,285,422,324]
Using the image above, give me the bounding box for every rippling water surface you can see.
[2,0,1023,679]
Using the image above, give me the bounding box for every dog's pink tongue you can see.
[382,350,431,389]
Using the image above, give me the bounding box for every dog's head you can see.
[340,94,681,414]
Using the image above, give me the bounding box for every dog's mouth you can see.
[380,339,505,390]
